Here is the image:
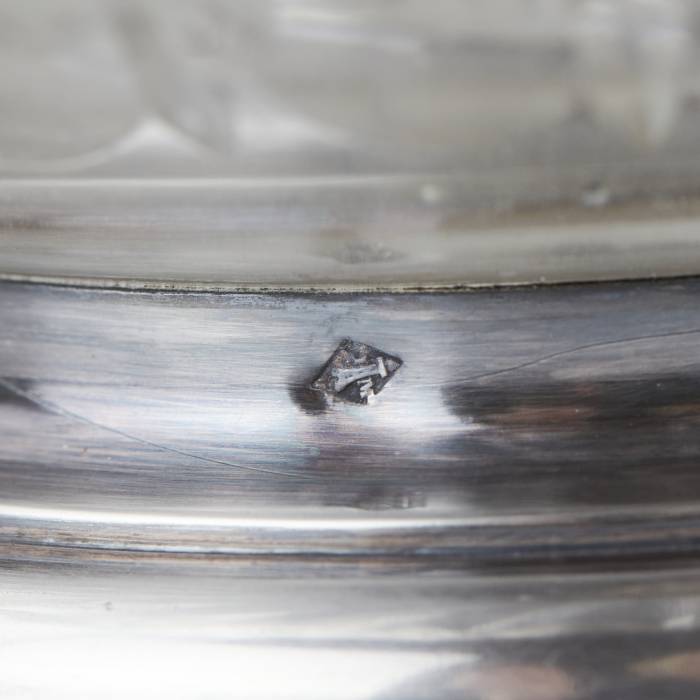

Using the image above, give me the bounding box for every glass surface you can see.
[3,1,700,286]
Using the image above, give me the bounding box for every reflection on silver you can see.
[3,277,700,697]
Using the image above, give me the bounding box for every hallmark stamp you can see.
[312,339,402,405]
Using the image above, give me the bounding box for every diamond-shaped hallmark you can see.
[312,339,402,405]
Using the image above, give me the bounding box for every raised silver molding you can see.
[5,278,700,530]
[4,278,700,697]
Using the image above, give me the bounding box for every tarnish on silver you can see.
[312,339,402,405]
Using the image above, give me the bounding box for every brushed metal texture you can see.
[4,278,700,698]
[2,278,700,558]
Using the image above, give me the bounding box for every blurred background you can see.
[4,1,700,287]
[2,1,700,191]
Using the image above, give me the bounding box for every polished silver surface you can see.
[3,277,700,522]
[4,278,700,696]
[4,276,700,553]
[5,565,700,700]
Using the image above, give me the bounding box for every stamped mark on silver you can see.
[312,339,402,405]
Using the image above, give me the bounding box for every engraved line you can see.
[0,377,310,480]
[443,327,700,387]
